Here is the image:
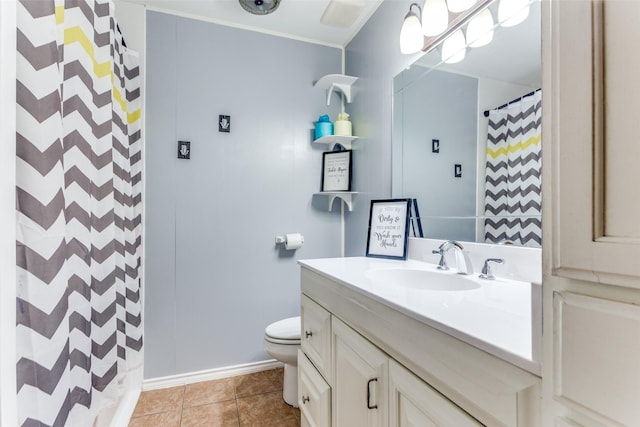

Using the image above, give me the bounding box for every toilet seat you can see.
[265,336,300,345]
[265,316,300,345]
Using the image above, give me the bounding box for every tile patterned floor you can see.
[129,368,300,427]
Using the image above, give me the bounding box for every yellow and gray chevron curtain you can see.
[16,0,142,425]
[484,91,542,247]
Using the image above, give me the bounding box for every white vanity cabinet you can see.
[299,264,541,427]
[300,300,482,427]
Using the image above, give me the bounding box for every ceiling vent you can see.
[239,0,281,15]
[321,0,365,28]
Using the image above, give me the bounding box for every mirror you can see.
[392,0,541,246]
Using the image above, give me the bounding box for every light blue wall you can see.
[395,69,478,242]
[344,0,423,256]
[145,11,342,378]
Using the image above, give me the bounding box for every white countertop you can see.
[299,256,541,376]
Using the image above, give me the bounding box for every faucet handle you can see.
[432,248,449,270]
[479,258,504,280]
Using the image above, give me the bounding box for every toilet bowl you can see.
[264,316,300,407]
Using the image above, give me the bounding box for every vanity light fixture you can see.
[441,29,466,63]
[446,0,476,13]
[466,8,494,47]
[399,0,534,56]
[400,3,424,54]
[421,0,449,36]
[498,0,530,27]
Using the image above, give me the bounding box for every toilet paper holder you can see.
[275,233,304,250]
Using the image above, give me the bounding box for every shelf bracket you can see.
[314,192,357,212]
[327,193,354,212]
[314,74,358,106]
[325,83,352,106]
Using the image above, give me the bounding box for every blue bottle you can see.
[315,115,333,140]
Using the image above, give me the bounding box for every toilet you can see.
[264,316,301,407]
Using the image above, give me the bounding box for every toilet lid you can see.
[265,316,300,341]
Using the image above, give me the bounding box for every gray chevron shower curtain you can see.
[484,91,542,247]
[15,1,142,425]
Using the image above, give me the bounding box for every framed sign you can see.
[321,150,352,192]
[366,199,411,260]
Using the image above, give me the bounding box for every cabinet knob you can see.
[302,395,310,404]
[305,330,313,338]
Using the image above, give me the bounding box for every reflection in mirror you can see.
[393,0,541,246]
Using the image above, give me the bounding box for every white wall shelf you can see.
[312,135,360,150]
[313,75,359,216]
[314,74,358,106]
[314,191,359,212]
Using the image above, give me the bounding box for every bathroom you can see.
[3,0,640,426]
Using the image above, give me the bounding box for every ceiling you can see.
[119,0,540,85]
[119,0,384,47]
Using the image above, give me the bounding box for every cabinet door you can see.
[298,350,331,427]
[301,294,332,379]
[332,317,388,427]
[388,360,483,427]
[550,0,640,287]
[545,0,640,424]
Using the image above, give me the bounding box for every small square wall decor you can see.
[178,141,190,159]
[219,115,231,133]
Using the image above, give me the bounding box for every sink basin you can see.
[365,268,481,291]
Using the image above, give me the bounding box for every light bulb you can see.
[442,29,466,63]
[467,8,494,47]
[498,0,530,27]
[447,0,476,13]
[422,0,449,36]
[400,6,424,54]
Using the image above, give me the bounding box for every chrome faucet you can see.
[479,258,505,280]
[431,240,474,275]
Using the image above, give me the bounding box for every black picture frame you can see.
[177,140,190,159]
[321,150,352,192]
[219,115,231,133]
[432,138,440,153]
[365,198,412,260]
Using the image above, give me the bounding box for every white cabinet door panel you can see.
[389,360,483,427]
[301,294,332,379]
[551,0,640,287]
[554,292,640,426]
[298,350,330,427]
[332,317,388,427]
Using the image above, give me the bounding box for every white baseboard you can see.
[142,359,283,391]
